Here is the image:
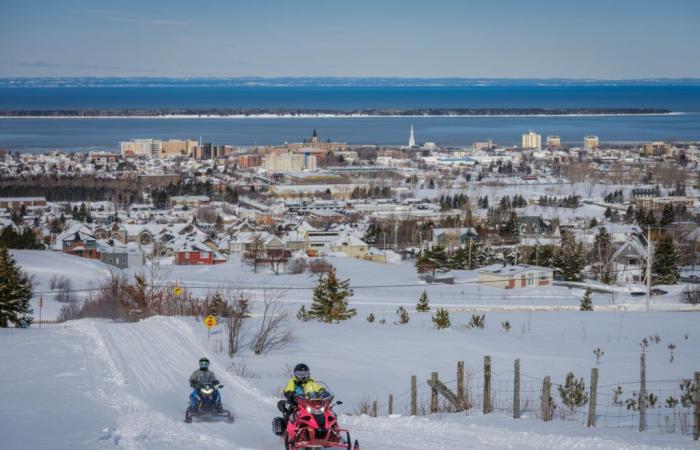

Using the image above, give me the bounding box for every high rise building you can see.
[265,152,317,172]
[546,135,561,149]
[521,131,541,149]
[193,143,234,159]
[120,139,161,158]
[584,135,599,151]
[408,126,416,147]
[159,139,198,158]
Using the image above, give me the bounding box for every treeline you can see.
[0,176,142,204]
[0,227,44,249]
[538,195,580,208]
[151,181,238,208]
[350,186,392,199]
[415,233,586,281]
[0,107,672,117]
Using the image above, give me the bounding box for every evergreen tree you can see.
[580,288,593,311]
[555,234,584,281]
[644,209,657,228]
[432,308,451,329]
[653,235,679,284]
[502,211,520,239]
[0,247,33,327]
[308,267,356,323]
[659,203,675,226]
[416,290,430,312]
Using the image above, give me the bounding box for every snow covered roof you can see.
[480,264,553,276]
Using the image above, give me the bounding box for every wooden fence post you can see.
[639,353,646,432]
[694,371,700,441]
[457,361,465,411]
[587,367,598,427]
[410,375,417,416]
[541,376,552,422]
[484,356,492,414]
[513,359,521,419]
[430,372,439,414]
[371,400,377,418]
[388,394,393,416]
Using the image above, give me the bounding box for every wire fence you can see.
[362,360,699,439]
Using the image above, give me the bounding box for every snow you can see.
[1,316,697,449]
[4,250,700,448]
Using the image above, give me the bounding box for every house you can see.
[99,241,144,269]
[610,237,648,283]
[174,238,226,265]
[330,235,369,259]
[305,229,341,256]
[60,229,99,259]
[431,227,479,250]
[478,264,554,289]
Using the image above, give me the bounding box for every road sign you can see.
[173,286,183,297]
[204,315,217,329]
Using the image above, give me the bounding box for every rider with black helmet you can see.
[189,357,222,410]
[280,363,329,420]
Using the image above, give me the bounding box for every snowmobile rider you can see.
[280,363,329,420]
[189,357,222,410]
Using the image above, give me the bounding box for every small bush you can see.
[432,308,451,329]
[580,288,593,311]
[308,258,333,274]
[416,291,430,312]
[396,306,409,325]
[287,258,307,274]
[366,313,375,323]
[557,372,588,412]
[466,314,485,329]
[56,303,81,323]
[593,347,605,365]
[501,320,511,332]
[297,305,311,322]
[682,285,700,305]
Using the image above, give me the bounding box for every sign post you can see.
[39,293,43,329]
[203,315,217,337]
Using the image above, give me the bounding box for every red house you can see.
[175,240,225,265]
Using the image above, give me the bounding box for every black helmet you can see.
[293,363,310,382]
[199,357,210,370]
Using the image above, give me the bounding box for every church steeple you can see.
[408,125,416,147]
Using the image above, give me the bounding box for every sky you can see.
[1,0,699,79]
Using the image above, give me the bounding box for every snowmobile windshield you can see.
[295,381,334,401]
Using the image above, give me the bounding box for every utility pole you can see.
[646,227,652,312]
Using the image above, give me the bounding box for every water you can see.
[1,84,699,151]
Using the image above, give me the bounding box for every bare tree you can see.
[250,290,293,355]
[225,290,252,357]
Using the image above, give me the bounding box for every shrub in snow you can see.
[679,379,697,407]
[366,313,375,323]
[593,347,605,365]
[396,306,409,325]
[0,247,33,327]
[625,392,657,411]
[466,314,486,329]
[308,267,356,323]
[416,290,430,312]
[57,303,80,323]
[226,292,252,357]
[612,386,624,406]
[557,372,588,413]
[501,320,511,332]
[682,285,700,305]
[667,343,676,363]
[579,289,593,311]
[296,305,311,322]
[432,308,451,329]
[287,258,307,274]
[308,258,333,274]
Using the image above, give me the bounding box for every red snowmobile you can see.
[273,388,359,450]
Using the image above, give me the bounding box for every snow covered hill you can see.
[1,317,696,450]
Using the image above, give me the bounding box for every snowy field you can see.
[1,316,698,450]
[13,251,696,323]
[3,250,700,449]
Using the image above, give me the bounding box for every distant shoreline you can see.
[0,108,678,119]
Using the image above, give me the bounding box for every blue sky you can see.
[1,0,699,78]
